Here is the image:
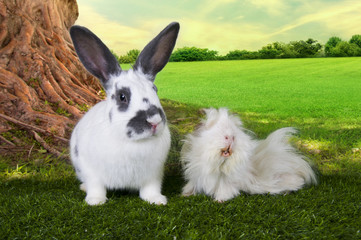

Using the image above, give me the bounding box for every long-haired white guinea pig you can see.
[69,22,180,205]
[181,108,317,202]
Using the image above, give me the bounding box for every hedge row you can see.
[114,35,361,63]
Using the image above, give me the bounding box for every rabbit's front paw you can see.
[144,194,167,205]
[85,195,107,206]
[140,183,167,205]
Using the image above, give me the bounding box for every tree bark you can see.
[0,0,102,139]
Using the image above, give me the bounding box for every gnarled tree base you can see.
[0,0,103,153]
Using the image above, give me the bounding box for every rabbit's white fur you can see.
[70,71,171,205]
[181,108,317,202]
[70,23,179,205]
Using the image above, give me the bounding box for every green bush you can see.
[329,41,361,57]
[110,35,361,63]
[289,39,322,58]
[325,36,342,56]
[113,49,140,64]
[224,50,259,60]
[349,34,361,48]
[170,47,218,62]
[258,44,281,59]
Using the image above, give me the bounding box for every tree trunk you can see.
[0,0,102,140]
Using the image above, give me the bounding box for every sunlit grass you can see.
[157,57,361,119]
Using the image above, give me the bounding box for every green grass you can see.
[0,172,360,239]
[1,58,361,239]
[157,58,361,119]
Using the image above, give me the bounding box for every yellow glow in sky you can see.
[76,0,361,55]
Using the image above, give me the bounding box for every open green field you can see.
[158,57,361,120]
[1,58,360,239]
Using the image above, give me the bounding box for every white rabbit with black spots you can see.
[181,108,317,202]
[70,22,180,205]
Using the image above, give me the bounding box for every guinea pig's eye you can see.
[119,93,127,102]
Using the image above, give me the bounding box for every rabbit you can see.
[181,108,317,202]
[69,22,180,205]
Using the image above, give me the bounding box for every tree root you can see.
[31,130,69,161]
[0,113,69,143]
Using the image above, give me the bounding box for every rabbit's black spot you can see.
[146,105,166,123]
[109,111,113,123]
[127,130,132,138]
[143,98,149,103]
[115,87,131,112]
[127,105,165,137]
[152,85,158,93]
[74,145,79,157]
[127,111,147,135]
[147,105,165,121]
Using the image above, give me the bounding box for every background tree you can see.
[349,34,361,48]
[325,36,342,56]
[117,49,140,63]
[329,41,361,57]
[258,43,281,59]
[170,47,218,62]
[224,50,258,60]
[289,38,322,58]
[272,42,297,58]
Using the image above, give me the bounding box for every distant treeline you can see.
[113,35,361,63]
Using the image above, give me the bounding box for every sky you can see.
[76,0,361,55]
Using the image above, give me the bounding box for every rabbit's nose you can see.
[150,123,158,131]
[147,115,162,131]
[148,120,161,134]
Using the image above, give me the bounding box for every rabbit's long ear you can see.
[134,22,180,82]
[70,26,121,90]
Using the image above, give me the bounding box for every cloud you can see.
[128,0,270,53]
[268,1,361,39]
[320,3,361,38]
[175,18,268,53]
[246,0,289,16]
[235,15,245,20]
[75,4,151,54]
[198,0,237,18]
[77,2,270,54]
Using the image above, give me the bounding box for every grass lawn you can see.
[157,58,361,120]
[1,58,361,239]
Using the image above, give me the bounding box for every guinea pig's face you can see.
[202,108,240,157]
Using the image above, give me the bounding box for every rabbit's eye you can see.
[114,87,131,112]
[120,93,127,102]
